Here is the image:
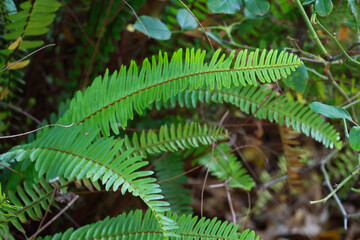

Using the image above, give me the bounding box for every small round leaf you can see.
[134,16,171,40]
[309,102,353,121]
[176,9,198,30]
[244,0,270,16]
[315,0,333,17]
[207,0,243,14]
[349,126,360,151]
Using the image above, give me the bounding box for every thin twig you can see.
[201,142,215,217]
[123,0,149,38]
[0,44,55,73]
[177,0,214,51]
[0,101,41,124]
[28,194,79,240]
[33,186,58,239]
[0,123,74,139]
[0,163,24,179]
[224,179,236,225]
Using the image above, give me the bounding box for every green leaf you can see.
[349,126,360,151]
[302,0,315,5]
[283,64,308,93]
[207,0,243,14]
[315,0,333,17]
[176,9,198,30]
[309,102,353,121]
[134,16,171,40]
[244,0,270,16]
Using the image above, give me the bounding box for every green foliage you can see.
[194,143,255,191]
[121,123,229,158]
[0,183,21,240]
[310,102,353,122]
[58,48,303,136]
[315,0,333,17]
[4,125,177,235]
[155,154,192,215]
[157,86,342,149]
[134,16,172,40]
[207,0,243,14]
[176,9,198,30]
[38,209,261,240]
[349,126,360,151]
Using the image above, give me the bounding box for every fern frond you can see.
[195,143,255,191]
[156,86,342,149]
[39,209,261,240]
[4,125,177,236]
[155,153,192,215]
[58,48,302,136]
[0,183,21,240]
[2,0,61,50]
[122,123,229,158]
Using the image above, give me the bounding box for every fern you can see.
[0,183,21,240]
[57,48,302,136]
[155,86,342,149]
[194,143,255,191]
[1,176,67,235]
[3,125,177,236]
[155,153,192,215]
[38,209,261,240]
[121,123,229,158]
[1,0,61,52]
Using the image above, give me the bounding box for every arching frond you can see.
[155,153,192,215]
[155,86,342,149]
[194,143,255,191]
[39,209,261,240]
[4,125,177,236]
[58,48,302,136]
[121,123,229,158]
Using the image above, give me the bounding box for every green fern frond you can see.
[155,153,192,215]
[156,86,342,149]
[2,0,61,51]
[4,125,177,236]
[0,183,21,240]
[122,123,229,158]
[39,209,261,240]
[194,143,255,191]
[58,48,302,136]
[1,177,67,235]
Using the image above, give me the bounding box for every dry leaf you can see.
[8,36,23,50]
[7,60,30,70]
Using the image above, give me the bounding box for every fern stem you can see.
[314,16,360,66]
[294,0,330,57]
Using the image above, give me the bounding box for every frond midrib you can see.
[133,133,228,154]
[76,63,300,125]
